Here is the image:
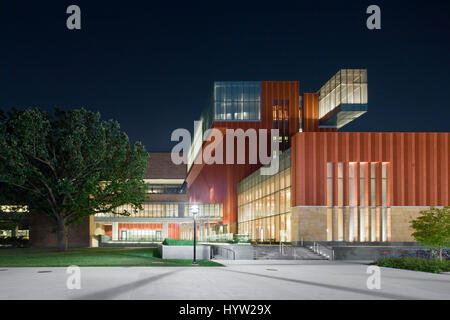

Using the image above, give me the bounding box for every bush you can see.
[0,236,29,248]
[375,257,450,274]
[162,238,196,246]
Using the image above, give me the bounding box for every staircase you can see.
[211,244,329,260]
[253,245,327,260]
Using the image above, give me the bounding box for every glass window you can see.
[318,69,368,118]
[213,81,261,121]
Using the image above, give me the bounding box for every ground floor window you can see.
[237,213,291,243]
[326,207,391,242]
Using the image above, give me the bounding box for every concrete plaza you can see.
[0,260,448,300]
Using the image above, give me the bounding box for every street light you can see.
[191,204,199,265]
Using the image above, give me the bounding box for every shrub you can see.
[162,238,196,246]
[0,236,29,248]
[375,257,450,274]
[410,206,450,262]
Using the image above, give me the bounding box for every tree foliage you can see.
[0,108,149,251]
[411,206,450,261]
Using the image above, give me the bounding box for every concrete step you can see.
[211,245,328,260]
[254,246,327,260]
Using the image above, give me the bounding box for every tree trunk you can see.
[56,217,68,252]
[439,248,443,262]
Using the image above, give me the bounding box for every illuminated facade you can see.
[237,150,292,242]
[8,69,448,248]
[91,153,223,246]
[187,70,450,244]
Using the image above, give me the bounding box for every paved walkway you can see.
[0,260,449,300]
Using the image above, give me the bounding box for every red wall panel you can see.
[187,81,300,225]
[168,223,180,239]
[302,93,337,132]
[118,223,163,230]
[292,132,450,207]
[104,225,112,237]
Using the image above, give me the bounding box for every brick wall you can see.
[29,213,90,248]
[146,152,186,179]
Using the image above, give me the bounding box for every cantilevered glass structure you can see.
[318,69,368,129]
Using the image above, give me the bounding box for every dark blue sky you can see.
[1,0,449,151]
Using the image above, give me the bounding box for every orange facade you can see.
[292,132,450,207]
[302,93,336,132]
[187,79,450,230]
[187,81,300,226]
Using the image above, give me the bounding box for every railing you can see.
[279,242,297,259]
[310,242,334,260]
[213,246,236,260]
[399,248,450,260]
[207,233,234,242]
[99,235,162,243]
[279,242,288,255]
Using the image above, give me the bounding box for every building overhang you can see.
[143,179,185,185]
[319,104,368,129]
[94,217,223,223]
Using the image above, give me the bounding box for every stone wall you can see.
[291,206,328,242]
[390,207,425,242]
[292,206,428,243]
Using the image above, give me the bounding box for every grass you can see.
[375,257,450,274]
[0,247,223,267]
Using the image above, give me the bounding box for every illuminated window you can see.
[214,81,261,121]
[237,150,291,242]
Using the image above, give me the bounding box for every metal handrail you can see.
[311,242,334,260]
[217,246,236,260]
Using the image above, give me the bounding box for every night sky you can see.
[1,1,449,151]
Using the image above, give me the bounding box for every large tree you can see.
[0,108,148,251]
[411,206,450,262]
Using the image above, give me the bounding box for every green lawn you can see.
[0,247,223,267]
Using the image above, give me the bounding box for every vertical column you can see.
[337,162,344,241]
[326,162,333,241]
[162,222,169,240]
[112,222,118,241]
[375,162,382,241]
[348,163,357,242]
[11,226,18,238]
[359,163,367,242]
[381,163,388,241]
[370,163,377,242]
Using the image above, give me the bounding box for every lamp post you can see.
[191,204,199,265]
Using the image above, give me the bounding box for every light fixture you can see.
[191,204,199,265]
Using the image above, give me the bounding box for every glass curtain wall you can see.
[214,81,261,121]
[184,203,223,218]
[95,203,223,219]
[318,69,368,119]
[237,149,291,242]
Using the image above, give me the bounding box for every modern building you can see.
[93,152,223,245]
[2,69,448,248]
[187,70,449,244]
[24,152,223,247]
